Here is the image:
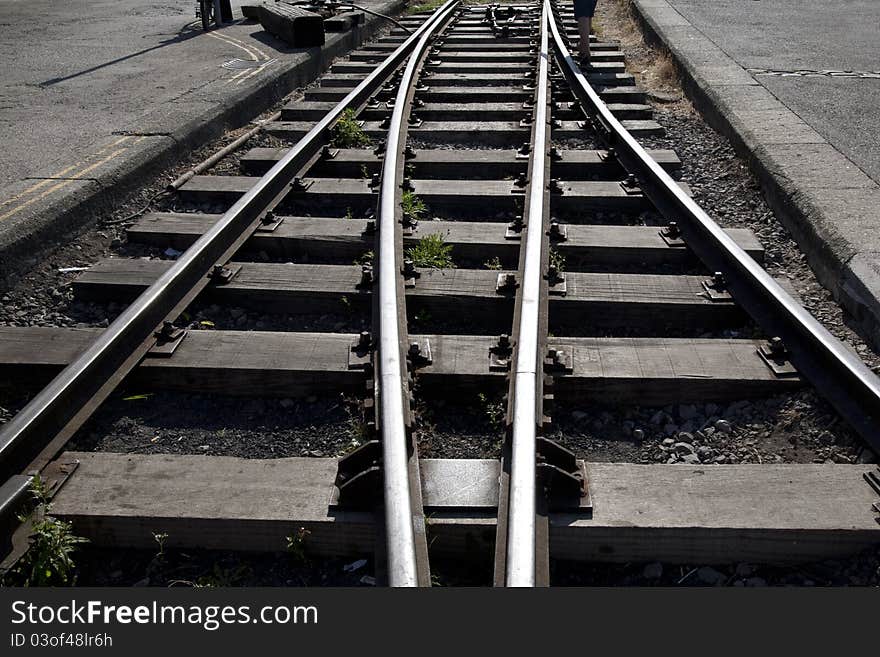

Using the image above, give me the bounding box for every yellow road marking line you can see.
[3,30,272,220]
[0,164,79,209]
[0,147,128,223]
[219,33,270,61]
[208,31,262,62]
[235,63,267,85]
[226,67,252,84]
[0,136,133,210]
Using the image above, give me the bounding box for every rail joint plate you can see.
[333,440,382,508]
[536,438,590,510]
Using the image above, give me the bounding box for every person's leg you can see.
[573,0,597,65]
[577,16,592,60]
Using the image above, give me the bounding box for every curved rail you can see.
[0,8,457,497]
[495,0,552,587]
[547,0,880,451]
[376,0,460,586]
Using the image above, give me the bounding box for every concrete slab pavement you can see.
[630,0,880,348]
[0,0,403,277]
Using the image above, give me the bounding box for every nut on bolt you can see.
[290,177,310,193]
[158,321,178,340]
[357,330,372,350]
[497,272,517,293]
[767,336,787,356]
[663,221,681,238]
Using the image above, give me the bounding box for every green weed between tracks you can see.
[407,233,454,269]
[4,476,88,586]
[332,108,372,148]
[401,190,427,222]
[549,247,566,273]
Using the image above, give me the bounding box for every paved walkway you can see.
[632,0,880,348]
[0,0,399,273]
[664,0,880,185]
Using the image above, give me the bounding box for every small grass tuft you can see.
[332,108,371,148]
[401,190,427,222]
[406,233,454,269]
[286,527,311,565]
[406,0,444,15]
[651,52,679,87]
[477,392,505,428]
[549,248,566,273]
[196,563,252,588]
[484,256,502,270]
[5,476,88,587]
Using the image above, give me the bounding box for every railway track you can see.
[1,1,879,586]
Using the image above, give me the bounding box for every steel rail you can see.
[495,0,552,588]
[376,0,460,587]
[0,8,454,493]
[546,1,880,450]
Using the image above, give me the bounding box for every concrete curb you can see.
[629,0,880,349]
[0,2,403,281]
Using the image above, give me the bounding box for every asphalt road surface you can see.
[0,0,291,187]
[667,0,880,184]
